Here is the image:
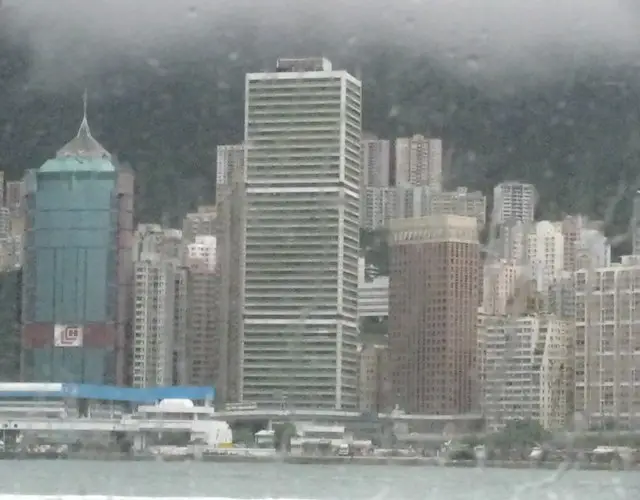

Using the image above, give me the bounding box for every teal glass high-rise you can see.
[21,100,134,385]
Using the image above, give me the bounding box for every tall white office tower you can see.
[243,58,361,409]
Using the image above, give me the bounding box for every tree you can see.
[589,417,618,432]
[489,419,550,451]
[232,427,256,446]
[273,422,297,452]
[460,434,482,448]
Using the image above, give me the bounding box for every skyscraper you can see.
[21,101,134,384]
[389,215,480,414]
[243,58,361,409]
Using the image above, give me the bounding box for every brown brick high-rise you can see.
[389,215,480,414]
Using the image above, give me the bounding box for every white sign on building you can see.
[54,325,83,347]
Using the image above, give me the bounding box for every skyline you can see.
[0,56,637,433]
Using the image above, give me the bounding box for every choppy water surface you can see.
[0,461,638,500]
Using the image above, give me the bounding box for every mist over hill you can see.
[1,0,640,244]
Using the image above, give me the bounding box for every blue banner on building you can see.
[0,382,215,403]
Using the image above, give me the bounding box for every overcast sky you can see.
[5,0,640,90]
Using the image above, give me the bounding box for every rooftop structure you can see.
[50,90,112,166]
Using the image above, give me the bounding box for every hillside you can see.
[1,14,639,247]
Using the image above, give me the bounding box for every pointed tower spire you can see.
[56,90,111,160]
[78,88,90,135]
[82,89,88,123]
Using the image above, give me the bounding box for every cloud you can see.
[4,0,640,89]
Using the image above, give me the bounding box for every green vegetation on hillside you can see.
[1,15,638,239]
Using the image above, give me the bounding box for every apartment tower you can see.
[132,256,179,387]
[4,180,24,215]
[243,58,361,409]
[395,135,442,190]
[389,215,480,414]
[361,136,390,187]
[574,256,640,428]
[185,245,219,387]
[492,181,537,226]
[130,224,186,388]
[216,144,245,188]
[182,206,217,243]
[360,136,391,228]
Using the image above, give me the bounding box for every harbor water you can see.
[0,460,638,500]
